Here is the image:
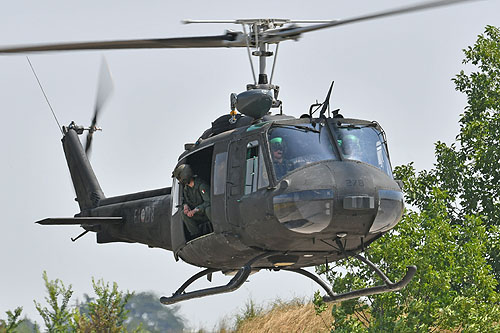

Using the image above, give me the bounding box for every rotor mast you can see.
[184,18,296,102]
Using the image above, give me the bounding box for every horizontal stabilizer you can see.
[36,217,123,225]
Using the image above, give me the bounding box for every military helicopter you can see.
[0,0,474,305]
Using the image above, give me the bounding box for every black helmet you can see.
[173,164,193,185]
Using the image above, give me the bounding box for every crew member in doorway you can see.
[173,164,212,239]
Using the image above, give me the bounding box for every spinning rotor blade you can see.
[95,57,114,112]
[264,0,477,40]
[85,57,114,156]
[0,33,246,54]
[0,0,477,55]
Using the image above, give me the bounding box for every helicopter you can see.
[0,0,475,305]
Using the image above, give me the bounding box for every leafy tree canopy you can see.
[34,271,73,332]
[30,273,186,332]
[0,307,23,333]
[124,292,184,333]
[73,278,132,332]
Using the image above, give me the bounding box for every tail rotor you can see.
[85,56,114,156]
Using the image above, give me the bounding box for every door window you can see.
[244,140,269,194]
[213,152,228,195]
[171,178,180,216]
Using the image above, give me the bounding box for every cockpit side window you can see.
[245,140,269,194]
[333,124,393,177]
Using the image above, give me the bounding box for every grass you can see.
[203,298,333,333]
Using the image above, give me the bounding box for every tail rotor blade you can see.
[85,57,114,156]
[84,115,96,154]
[95,56,114,113]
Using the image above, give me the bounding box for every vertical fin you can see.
[62,126,105,210]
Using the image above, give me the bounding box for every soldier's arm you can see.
[195,183,211,214]
[181,186,191,212]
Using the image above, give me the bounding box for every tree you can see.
[30,273,186,332]
[72,278,132,332]
[0,307,23,333]
[315,26,500,331]
[12,318,39,333]
[445,24,500,281]
[124,292,185,332]
[34,271,74,332]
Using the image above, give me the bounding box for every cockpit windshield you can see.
[332,122,393,177]
[267,123,338,180]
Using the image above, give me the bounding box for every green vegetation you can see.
[72,278,132,332]
[124,292,184,332]
[0,307,23,333]
[34,272,74,332]
[1,272,185,332]
[0,308,38,333]
[314,25,500,332]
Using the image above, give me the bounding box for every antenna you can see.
[26,57,64,135]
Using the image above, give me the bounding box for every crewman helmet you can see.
[173,164,193,185]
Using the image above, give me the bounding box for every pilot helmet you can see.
[173,164,193,185]
[270,137,285,152]
[343,134,359,144]
[341,134,360,154]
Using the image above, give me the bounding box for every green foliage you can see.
[317,26,500,332]
[0,307,23,333]
[72,278,132,332]
[13,319,39,333]
[124,292,184,333]
[11,273,186,332]
[330,301,367,333]
[34,271,74,332]
[29,273,186,332]
[450,25,500,281]
[313,290,328,315]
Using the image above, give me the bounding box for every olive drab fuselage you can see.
[42,114,403,273]
[37,110,416,306]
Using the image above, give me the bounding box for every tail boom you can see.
[62,124,104,210]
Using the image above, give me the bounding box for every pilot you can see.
[270,137,292,179]
[173,164,211,239]
[340,134,361,157]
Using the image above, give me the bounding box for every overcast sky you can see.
[1,0,498,330]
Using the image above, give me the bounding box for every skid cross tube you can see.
[160,252,276,305]
[286,253,416,303]
[284,267,337,299]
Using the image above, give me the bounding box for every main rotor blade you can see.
[0,33,246,54]
[265,0,477,40]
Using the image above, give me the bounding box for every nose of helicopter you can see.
[272,160,404,236]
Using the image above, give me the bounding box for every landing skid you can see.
[160,252,416,305]
[286,254,416,303]
[160,252,275,305]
